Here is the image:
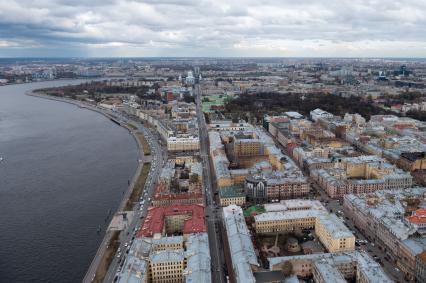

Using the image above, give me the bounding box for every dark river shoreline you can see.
[0,81,138,283]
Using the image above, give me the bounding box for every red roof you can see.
[287,142,298,150]
[406,208,426,224]
[394,123,415,130]
[137,204,206,237]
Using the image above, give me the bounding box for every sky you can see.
[0,0,425,57]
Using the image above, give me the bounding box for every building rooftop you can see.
[255,209,322,222]
[219,185,245,198]
[209,122,306,186]
[269,251,392,283]
[317,214,354,239]
[401,238,426,257]
[314,260,346,283]
[418,251,426,264]
[406,208,426,224]
[116,255,149,283]
[116,237,153,283]
[400,151,426,162]
[312,155,412,187]
[117,232,211,283]
[138,204,206,237]
[223,205,259,283]
[184,233,212,283]
[150,249,184,263]
[264,199,326,212]
[285,111,304,119]
[344,188,426,240]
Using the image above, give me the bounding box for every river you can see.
[0,80,139,283]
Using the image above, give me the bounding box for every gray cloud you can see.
[0,0,425,57]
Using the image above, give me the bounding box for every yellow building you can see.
[174,155,197,165]
[219,185,246,206]
[397,152,426,172]
[167,136,200,152]
[233,139,263,157]
[149,250,185,283]
[152,239,184,252]
[312,155,412,198]
[254,206,355,253]
[315,214,355,253]
[254,210,317,234]
[217,176,232,188]
[116,234,211,283]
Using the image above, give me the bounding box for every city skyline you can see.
[1,0,426,58]
[3,54,426,282]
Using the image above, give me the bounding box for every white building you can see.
[310,108,334,122]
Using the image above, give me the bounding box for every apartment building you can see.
[153,159,203,207]
[134,101,200,152]
[315,214,356,253]
[312,155,412,199]
[150,250,185,283]
[269,252,392,283]
[310,108,334,122]
[222,205,260,283]
[245,172,310,203]
[343,188,426,281]
[167,135,200,152]
[398,152,426,172]
[218,185,246,206]
[116,234,211,283]
[209,121,308,206]
[416,251,426,283]
[138,204,206,239]
[254,200,355,253]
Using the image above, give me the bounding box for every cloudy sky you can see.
[0,0,425,57]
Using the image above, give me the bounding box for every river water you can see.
[0,81,138,283]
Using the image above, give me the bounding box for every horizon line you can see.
[1,56,426,60]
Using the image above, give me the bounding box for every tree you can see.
[183,94,195,103]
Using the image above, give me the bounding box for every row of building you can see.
[222,203,391,283]
[126,100,201,152]
[254,200,355,253]
[266,111,415,199]
[208,120,309,206]
[117,233,210,283]
[343,188,426,282]
[152,157,203,207]
[116,154,211,283]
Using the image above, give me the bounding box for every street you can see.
[102,113,166,283]
[88,85,227,283]
[80,106,166,283]
[195,83,227,283]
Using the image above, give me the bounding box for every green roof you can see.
[219,185,245,198]
[243,205,266,217]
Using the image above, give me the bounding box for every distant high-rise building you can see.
[193,67,200,76]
